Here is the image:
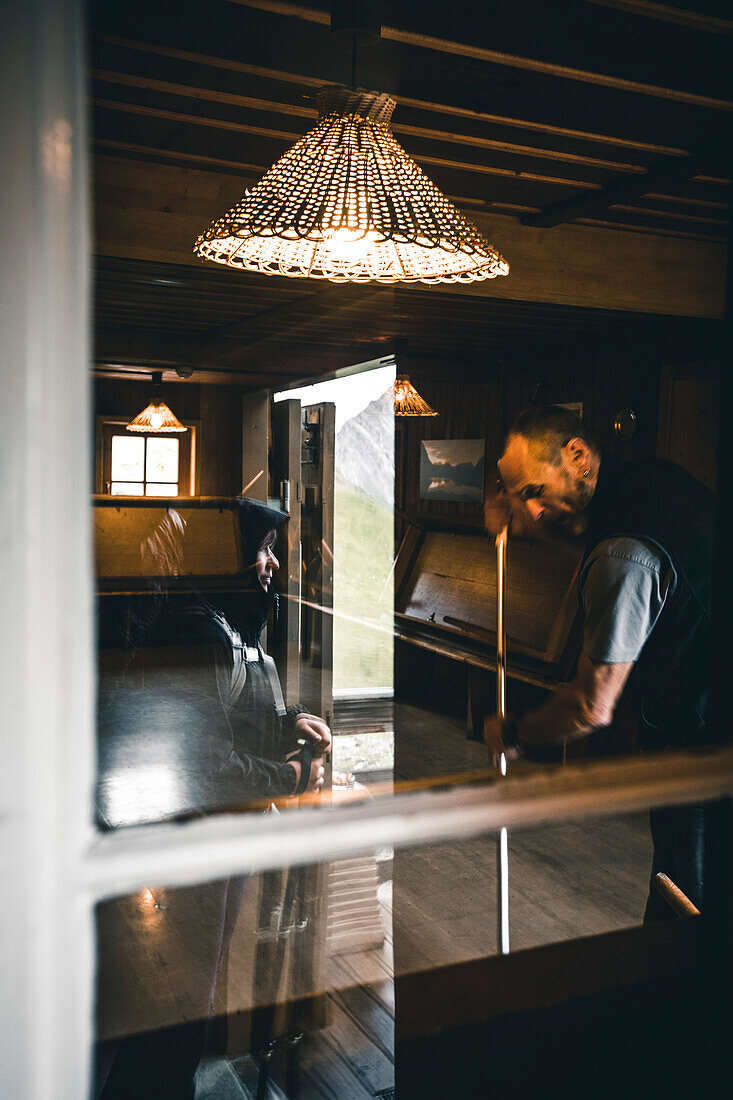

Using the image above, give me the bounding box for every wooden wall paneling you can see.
[198,384,243,496]
[657,362,722,490]
[240,389,269,499]
[395,355,503,530]
[500,344,663,463]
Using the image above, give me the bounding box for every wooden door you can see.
[299,401,336,728]
[270,399,302,708]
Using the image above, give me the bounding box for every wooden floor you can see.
[95,700,653,1098]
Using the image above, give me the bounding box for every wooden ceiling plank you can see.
[92,32,696,159]
[575,217,724,241]
[92,67,663,175]
[222,0,733,109]
[578,0,733,37]
[380,24,733,111]
[93,98,609,191]
[202,288,393,366]
[608,203,727,226]
[645,190,729,210]
[95,138,264,179]
[196,285,345,348]
[522,133,733,227]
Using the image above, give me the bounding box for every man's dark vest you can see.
[582,455,714,747]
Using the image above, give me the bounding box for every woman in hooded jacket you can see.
[97,497,330,1100]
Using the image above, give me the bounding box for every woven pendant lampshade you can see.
[194,86,510,284]
[126,373,187,433]
[393,376,438,417]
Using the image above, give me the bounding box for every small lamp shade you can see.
[126,373,187,433]
[393,376,438,417]
[126,402,187,433]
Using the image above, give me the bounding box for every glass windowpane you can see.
[145,482,178,496]
[110,482,144,495]
[146,437,179,483]
[111,434,144,481]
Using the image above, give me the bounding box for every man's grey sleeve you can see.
[580,538,674,664]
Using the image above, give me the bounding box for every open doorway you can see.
[274,361,396,786]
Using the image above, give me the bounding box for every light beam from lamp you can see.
[126,373,187,434]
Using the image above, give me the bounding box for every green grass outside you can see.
[333,472,394,691]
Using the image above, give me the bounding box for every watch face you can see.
[613,407,637,440]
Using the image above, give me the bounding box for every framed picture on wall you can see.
[419,439,485,503]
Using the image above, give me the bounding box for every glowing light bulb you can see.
[322,227,380,262]
[150,411,164,429]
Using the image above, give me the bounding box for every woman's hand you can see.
[294,713,332,758]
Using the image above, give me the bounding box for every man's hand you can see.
[294,713,332,758]
[483,493,513,538]
[482,716,519,769]
[484,493,535,539]
[288,757,325,792]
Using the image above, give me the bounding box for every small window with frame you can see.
[97,419,198,496]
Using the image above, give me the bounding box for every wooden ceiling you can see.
[90,0,731,387]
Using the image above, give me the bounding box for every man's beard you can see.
[552,478,594,538]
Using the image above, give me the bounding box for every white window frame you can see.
[2,3,732,1098]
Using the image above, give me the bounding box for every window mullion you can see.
[83,748,733,904]
[1,1,95,1097]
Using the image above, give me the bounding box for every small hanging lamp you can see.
[193,85,509,285]
[126,373,187,434]
[393,376,438,417]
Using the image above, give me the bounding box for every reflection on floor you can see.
[95,701,652,1098]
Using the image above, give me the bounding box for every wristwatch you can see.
[501,716,521,752]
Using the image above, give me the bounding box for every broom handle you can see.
[496,526,510,955]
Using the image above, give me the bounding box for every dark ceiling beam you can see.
[92,33,695,161]
[91,68,652,176]
[92,98,612,192]
[94,139,727,237]
[522,134,733,228]
[226,0,733,110]
[95,138,263,180]
[379,24,733,111]
[92,364,279,386]
[578,0,733,37]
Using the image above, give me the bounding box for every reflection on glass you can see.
[96,498,331,829]
[94,805,664,1099]
[111,434,144,481]
[146,436,179,483]
[96,854,394,1100]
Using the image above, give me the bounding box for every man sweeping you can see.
[482,405,714,920]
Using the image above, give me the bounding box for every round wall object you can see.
[613,407,637,440]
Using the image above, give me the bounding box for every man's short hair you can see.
[504,405,598,465]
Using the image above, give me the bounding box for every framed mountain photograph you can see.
[419,439,485,503]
